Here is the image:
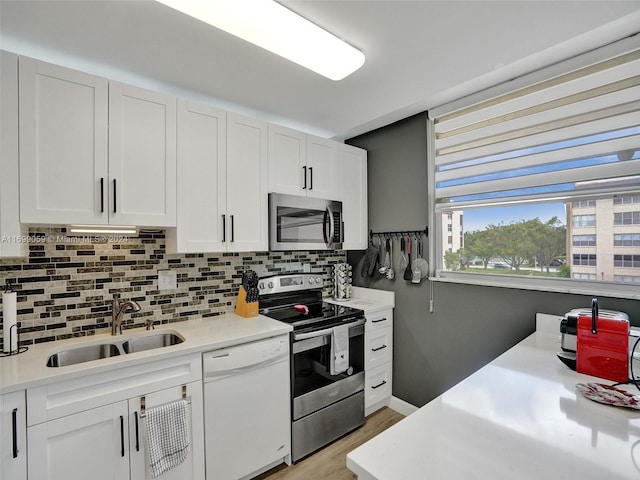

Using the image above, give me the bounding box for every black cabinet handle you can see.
[113,179,117,213]
[309,167,313,190]
[12,408,18,459]
[302,166,307,189]
[371,344,387,352]
[134,412,140,452]
[100,178,104,213]
[372,318,387,323]
[231,215,235,242]
[222,214,226,242]
[120,415,125,457]
[372,380,387,390]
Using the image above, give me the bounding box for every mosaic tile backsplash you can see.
[0,227,346,349]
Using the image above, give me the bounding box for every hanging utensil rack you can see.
[369,226,428,239]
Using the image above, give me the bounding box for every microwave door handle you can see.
[323,208,330,246]
[325,206,335,248]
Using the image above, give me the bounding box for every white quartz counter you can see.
[324,286,395,313]
[0,314,292,394]
[347,315,640,480]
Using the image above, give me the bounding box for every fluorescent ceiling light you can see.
[68,225,139,235]
[156,0,365,80]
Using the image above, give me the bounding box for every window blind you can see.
[431,35,640,207]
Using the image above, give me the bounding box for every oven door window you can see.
[292,331,364,398]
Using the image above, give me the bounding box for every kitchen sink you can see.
[46,343,121,367]
[46,330,185,367]
[122,332,184,353]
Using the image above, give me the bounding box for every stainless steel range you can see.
[258,273,365,462]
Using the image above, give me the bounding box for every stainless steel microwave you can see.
[268,193,343,251]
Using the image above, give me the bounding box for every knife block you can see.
[235,286,258,318]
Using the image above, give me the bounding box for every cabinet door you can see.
[109,82,177,227]
[341,145,368,250]
[226,112,268,252]
[28,401,130,480]
[306,135,340,200]
[0,51,26,258]
[129,382,205,480]
[268,123,306,196]
[1,391,27,480]
[19,56,109,225]
[167,100,227,253]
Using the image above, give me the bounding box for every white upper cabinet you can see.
[0,51,26,257]
[18,56,176,227]
[167,105,267,253]
[19,56,109,225]
[306,134,340,200]
[268,124,306,196]
[226,112,268,252]
[268,124,340,200]
[168,100,227,253]
[109,82,177,227]
[341,145,368,250]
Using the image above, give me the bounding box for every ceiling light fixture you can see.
[156,0,365,81]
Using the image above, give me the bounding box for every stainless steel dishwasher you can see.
[202,334,291,480]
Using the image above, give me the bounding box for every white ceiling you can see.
[1,0,639,140]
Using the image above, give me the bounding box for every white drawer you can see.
[366,309,393,332]
[365,327,392,370]
[365,363,392,408]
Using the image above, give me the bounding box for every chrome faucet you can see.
[111,293,141,335]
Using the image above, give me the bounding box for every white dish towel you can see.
[145,399,191,478]
[330,324,351,375]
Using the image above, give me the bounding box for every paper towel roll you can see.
[3,291,17,353]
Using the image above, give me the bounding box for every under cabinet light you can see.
[68,225,139,235]
[156,0,365,81]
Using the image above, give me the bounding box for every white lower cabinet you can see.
[28,401,131,480]
[27,353,203,480]
[1,390,27,480]
[364,308,393,415]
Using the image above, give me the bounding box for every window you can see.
[573,234,596,247]
[429,37,640,298]
[573,254,597,266]
[573,215,596,227]
[614,194,640,205]
[614,255,640,268]
[614,275,640,284]
[614,211,640,225]
[572,200,596,208]
[614,233,640,246]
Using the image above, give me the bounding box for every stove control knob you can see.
[308,278,314,284]
[268,282,274,289]
[315,276,322,284]
[259,282,264,290]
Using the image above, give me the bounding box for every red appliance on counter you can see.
[576,298,630,383]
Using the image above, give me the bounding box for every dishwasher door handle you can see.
[203,351,288,380]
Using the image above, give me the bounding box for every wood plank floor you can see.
[255,407,405,480]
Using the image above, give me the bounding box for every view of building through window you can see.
[442,193,640,285]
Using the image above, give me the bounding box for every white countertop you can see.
[0,314,292,394]
[347,315,640,480]
[324,286,395,313]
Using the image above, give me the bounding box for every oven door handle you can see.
[293,318,365,341]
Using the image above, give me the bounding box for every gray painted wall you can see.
[347,112,640,408]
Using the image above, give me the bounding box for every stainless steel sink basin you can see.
[46,343,121,367]
[121,332,184,354]
[46,330,185,367]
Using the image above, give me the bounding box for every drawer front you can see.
[27,353,202,425]
[365,363,392,408]
[365,327,392,370]
[366,309,393,332]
